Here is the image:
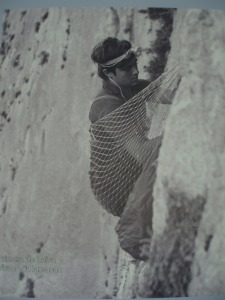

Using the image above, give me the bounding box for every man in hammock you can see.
[89,37,149,124]
[89,37,162,220]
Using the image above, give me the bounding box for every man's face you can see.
[110,58,139,87]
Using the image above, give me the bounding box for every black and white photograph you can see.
[0,4,225,298]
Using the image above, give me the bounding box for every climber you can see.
[89,37,161,164]
[89,37,149,127]
[88,37,182,260]
[89,37,162,217]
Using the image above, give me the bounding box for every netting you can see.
[89,60,183,216]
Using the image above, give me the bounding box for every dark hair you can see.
[91,37,134,80]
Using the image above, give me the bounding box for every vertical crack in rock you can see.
[1,111,8,120]
[146,8,175,80]
[204,234,213,252]
[10,158,18,181]
[0,41,11,60]
[15,91,21,99]
[66,18,71,39]
[109,7,120,38]
[20,11,27,21]
[41,130,45,155]
[41,11,49,22]
[39,51,50,65]
[21,278,35,298]
[61,18,70,70]
[12,54,20,68]
[19,271,25,281]
[4,9,10,20]
[35,22,41,33]
[124,9,135,42]
[62,49,67,63]
[3,16,10,36]
[1,90,5,98]
[10,34,15,42]
[112,247,120,297]
[103,251,110,275]
[35,241,44,253]
[0,187,8,217]
[101,250,111,296]
[0,109,10,131]
[23,77,29,84]
[141,194,206,297]
[21,22,26,35]
[2,201,7,214]
[34,11,49,34]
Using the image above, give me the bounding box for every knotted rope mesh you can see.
[89,60,183,216]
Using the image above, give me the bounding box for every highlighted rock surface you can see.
[140,9,225,297]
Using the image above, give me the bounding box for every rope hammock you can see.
[89,60,183,216]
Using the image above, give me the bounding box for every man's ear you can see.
[103,69,114,79]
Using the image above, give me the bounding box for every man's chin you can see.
[130,79,138,86]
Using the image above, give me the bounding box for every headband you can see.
[99,47,141,68]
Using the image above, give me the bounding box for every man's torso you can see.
[89,79,149,123]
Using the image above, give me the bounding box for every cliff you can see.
[140,9,225,297]
[0,7,161,298]
[0,7,224,298]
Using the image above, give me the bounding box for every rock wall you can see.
[2,7,223,299]
[0,7,161,298]
[140,9,225,297]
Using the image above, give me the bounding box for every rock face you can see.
[1,7,224,298]
[0,7,160,298]
[140,9,225,297]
